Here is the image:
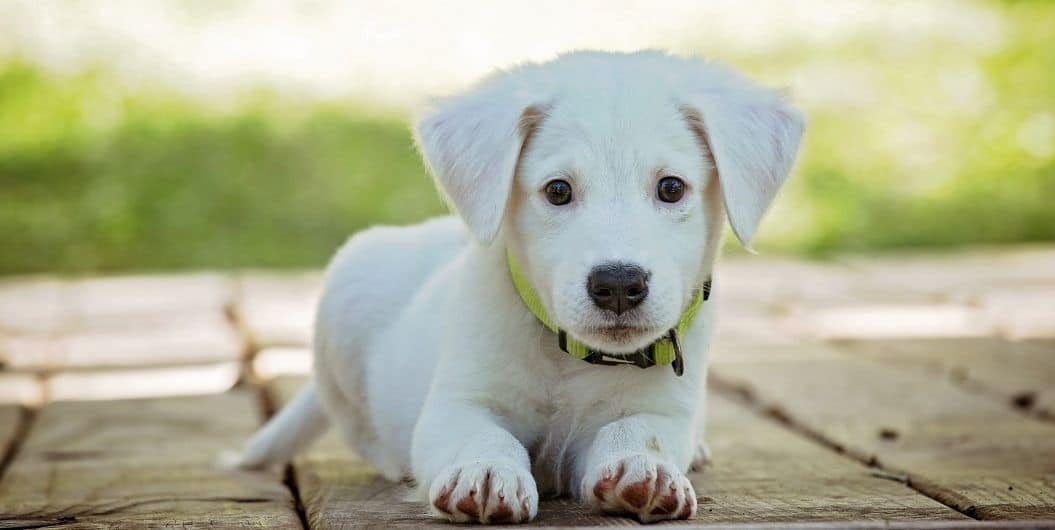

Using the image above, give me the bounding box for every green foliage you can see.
[744,0,1055,254]
[0,0,1052,274]
[0,64,444,274]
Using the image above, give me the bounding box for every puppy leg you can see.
[414,403,538,524]
[578,414,697,523]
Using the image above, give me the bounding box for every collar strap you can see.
[507,250,710,376]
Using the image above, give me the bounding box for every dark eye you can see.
[657,176,685,203]
[544,179,573,205]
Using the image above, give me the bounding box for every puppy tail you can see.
[236,379,330,469]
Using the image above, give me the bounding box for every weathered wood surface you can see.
[0,373,43,406]
[0,391,301,528]
[267,376,436,529]
[0,245,1053,527]
[0,274,240,375]
[253,346,313,381]
[0,405,22,465]
[0,314,242,372]
[835,338,1055,419]
[44,362,241,402]
[235,272,320,350]
[694,394,966,524]
[711,353,1055,520]
[0,278,69,336]
[712,246,1055,347]
[269,376,966,527]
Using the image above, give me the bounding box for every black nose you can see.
[587,263,649,315]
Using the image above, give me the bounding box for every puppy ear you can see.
[682,80,805,248]
[414,75,546,244]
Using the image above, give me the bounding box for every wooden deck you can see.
[0,246,1053,528]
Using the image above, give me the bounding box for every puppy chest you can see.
[525,375,634,495]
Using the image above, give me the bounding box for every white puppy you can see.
[238,50,804,524]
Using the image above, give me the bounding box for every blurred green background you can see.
[1,0,1052,275]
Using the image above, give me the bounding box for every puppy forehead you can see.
[523,92,702,185]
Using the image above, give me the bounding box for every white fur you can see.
[239,50,803,524]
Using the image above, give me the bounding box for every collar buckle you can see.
[668,328,685,376]
[560,330,659,370]
[582,348,656,369]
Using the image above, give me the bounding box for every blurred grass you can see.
[0,68,444,274]
[763,0,1055,254]
[1,0,1053,275]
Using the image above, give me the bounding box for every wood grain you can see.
[835,338,1055,418]
[0,390,302,528]
[0,274,240,374]
[712,353,1055,520]
[269,376,964,527]
[693,393,966,524]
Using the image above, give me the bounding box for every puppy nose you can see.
[587,263,649,315]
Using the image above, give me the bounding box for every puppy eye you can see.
[544,179,573,205]
[657,176,685,203]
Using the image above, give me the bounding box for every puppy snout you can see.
[587,263,649,315]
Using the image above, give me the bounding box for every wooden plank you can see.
[253,347,312,380]
[716,246,1055,347]
[0,372,44,405]
[0,274,242,373]
[69,273,235,330]
[835,338,1055,418]
[0,390,302,528]
[0,274,235,336]
[712,353,1055,520]
[236,273,320,349]
[268,376,429,528]
[712,257,869,348]
[693,394,966,524]
[834,246,1055,303]
[794,304,991,341]
[711,253,1009,348]
[269,376,963,527]
[0,313,243,372]
[45,362,241,402]
[0,278,70,335]
[976,287,1055,340]
[0,405,22,465]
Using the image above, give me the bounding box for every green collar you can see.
[507,250,710,376]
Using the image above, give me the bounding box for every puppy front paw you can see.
[429,460,538,524]
[582,454,696,523]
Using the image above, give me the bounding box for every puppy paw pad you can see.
[429,461,537,524]
[582,454,697,522]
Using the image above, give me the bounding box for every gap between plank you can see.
[254,376,311,530]
[0,405,37,484]
[709,373,982,521]
[230,274,310,528]
[223,275,263,388]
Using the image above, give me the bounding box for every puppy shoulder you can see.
[316,216,469,338]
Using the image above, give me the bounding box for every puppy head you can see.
[415,51,804,353]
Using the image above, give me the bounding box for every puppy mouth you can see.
[583,323,661,344]
[588,324,650,334]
